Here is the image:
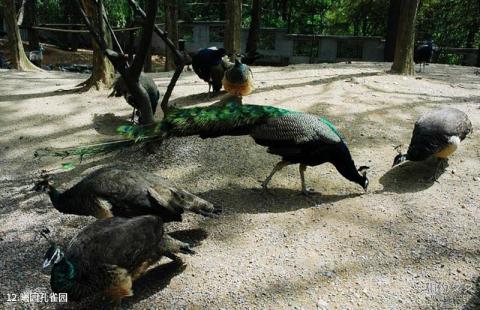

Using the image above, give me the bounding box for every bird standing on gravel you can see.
[192,47,232,95]
[34,166,220,221]
[222,58,254,97]
[119,102,369,195]
[41,216,194,308]
[392,108,472,180]
[414,39,435,72]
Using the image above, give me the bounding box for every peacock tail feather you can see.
[118,101,295,140]
[36,102,343,161]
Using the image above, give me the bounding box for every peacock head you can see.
[39,229,64,269]
[33,175,53,193]
[392,145,407,167]
[357,166,370,191]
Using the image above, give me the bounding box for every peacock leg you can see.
[299,164,315,195]
[160,234,195,263]
[261,161,290,190]
[130,108,136,124]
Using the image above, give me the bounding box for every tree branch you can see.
[128,0,157,78]
[127,0,186,113]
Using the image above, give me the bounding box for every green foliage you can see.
[32,0,479,51]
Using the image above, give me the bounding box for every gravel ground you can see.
[0,62,479,310]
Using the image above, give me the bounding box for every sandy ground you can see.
[0,62,479,310]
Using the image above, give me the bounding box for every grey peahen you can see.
[118,102,369,194]
[41,216,194,307]
[393,107,472,179]
[34,166,220,221]
[109,73,161,123]
[222,58,254,97]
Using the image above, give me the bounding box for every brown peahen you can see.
[34,166,220,221]
[41,216,193,308]
[393,107,472,179]
[222,58,254,97]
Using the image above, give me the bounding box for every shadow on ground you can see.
[379,159,445,193]
[198,186,363,215]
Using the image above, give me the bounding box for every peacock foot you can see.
[301,187,318,196]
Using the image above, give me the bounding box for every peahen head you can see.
[33,174,55,194]
[40,229,63,269]
[357,166,370,191]
[392,146,407,167]
[43,244,64,268]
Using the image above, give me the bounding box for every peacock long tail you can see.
[119,102,296,140]
[36,102,342,160]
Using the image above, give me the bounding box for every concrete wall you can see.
[160,22,386,65]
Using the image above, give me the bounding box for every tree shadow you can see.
[197,186,363,215]
[169,90,227,108]
[0,87,86,103]
[379,158,445,193]
[92,113,131,136]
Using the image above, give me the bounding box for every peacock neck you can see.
[331,143,364,186]
[48,186,69,213]
[51,257,76,293]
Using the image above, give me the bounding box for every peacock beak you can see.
[42,257,52,269]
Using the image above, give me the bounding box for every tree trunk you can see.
[390,0,420,75]
[164,0,178,71]
[144,46,153,72]
[80,0,114,89]
[384,0,401,62]
[245,0,260,54]
[225,0,242,57]
[4,0,38,71]
[25,0,40,50]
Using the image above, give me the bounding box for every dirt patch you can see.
[0,62,479,309]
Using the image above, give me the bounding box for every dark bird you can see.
[119,103,369,194]
[393,108,472,180]
[34,166,220,221]
[109,73,161,123]
[29,44,44,67]
[222,58,254,97]
[191,47,231,95]
[414,40,434,72]
[41,216,193,307]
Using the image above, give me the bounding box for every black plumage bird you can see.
[109,73,161,123]
[34,166,220,221]
[119,103,369,195]
[41,216,194,307]
[393,108,472,179]
[191,47,232,95]
[414,40,434,72]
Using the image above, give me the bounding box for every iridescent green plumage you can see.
[37,102,342,159]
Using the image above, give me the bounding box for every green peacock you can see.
[42,102,369,194]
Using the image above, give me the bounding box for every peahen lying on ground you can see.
[34,166,220,221]
[393,107,472,180]
[222,58,254,97]
[109,73,161,123]
[41,216,194,308]
[192,47,233,95]
[118,102,369,194]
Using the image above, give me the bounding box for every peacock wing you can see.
[250,113,342,146]
[66,216,164,273]
[80,167,165,217]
